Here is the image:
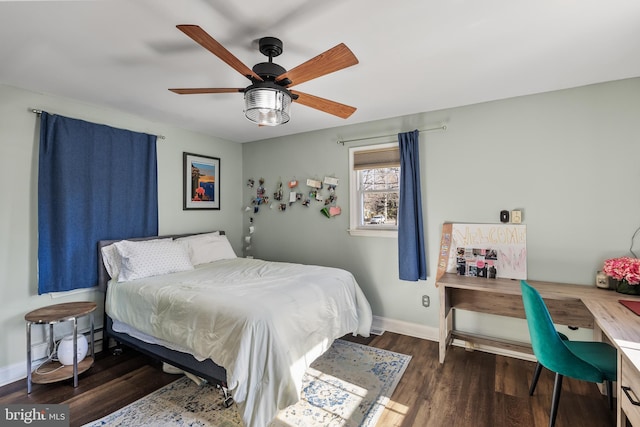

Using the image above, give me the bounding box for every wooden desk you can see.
[437,273,640,427]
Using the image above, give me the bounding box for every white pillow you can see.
[176,233,236,266]
[114,239,194,282]
[177,231,220,241]
[101,238,172,281]
[174,232,219,257]
[101,243,122,280]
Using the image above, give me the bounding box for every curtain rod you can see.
[336,124,447,145]
[30,108,166,140]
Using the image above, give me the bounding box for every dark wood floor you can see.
[0,333,616,427]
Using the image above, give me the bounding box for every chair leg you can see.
[549,373,563,427]
[530,362,543,396]
[606,380,613,410]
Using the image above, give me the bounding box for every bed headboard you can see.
[97,231,225,292]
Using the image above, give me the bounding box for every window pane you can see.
[363,192,399,225]
[360,168,399,191]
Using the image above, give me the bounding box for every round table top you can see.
[25,301,97,323]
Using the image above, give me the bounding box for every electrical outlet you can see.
[422,295,430,307]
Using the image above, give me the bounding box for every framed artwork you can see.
[183,152,220,210]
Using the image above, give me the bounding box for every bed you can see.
[99,231,372,427]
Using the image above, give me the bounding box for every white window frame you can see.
[348,142,399,238]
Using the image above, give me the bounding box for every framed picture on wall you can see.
[183,152,220,210]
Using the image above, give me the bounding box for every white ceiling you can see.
[2,0,640,143]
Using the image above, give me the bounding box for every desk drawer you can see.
[621,351,640,426]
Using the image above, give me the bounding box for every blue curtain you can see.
[38,113,158,294]
[398,130,427,281]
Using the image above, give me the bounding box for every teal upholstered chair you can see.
[520,280,617,427]
[529,330,569,396]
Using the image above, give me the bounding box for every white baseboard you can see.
[372,315,440,341]
[0,360,30,389]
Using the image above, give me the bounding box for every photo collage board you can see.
[437,222,527,281]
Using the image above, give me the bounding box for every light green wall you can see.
[242,77,640,341]
[3,77,639,382]
[0,84,244,380]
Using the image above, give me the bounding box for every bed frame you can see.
[98,231,229,396]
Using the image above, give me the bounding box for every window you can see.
[349,143,400,237]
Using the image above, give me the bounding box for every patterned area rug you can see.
[83,339,411,427]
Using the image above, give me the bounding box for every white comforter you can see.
[105,257,372,427]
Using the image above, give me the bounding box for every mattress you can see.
[106,257,372,427]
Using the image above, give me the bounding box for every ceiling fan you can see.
[169,25,359,126]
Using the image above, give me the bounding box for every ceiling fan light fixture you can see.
[244,87,291,126]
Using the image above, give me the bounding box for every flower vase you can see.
[615,279,640,295]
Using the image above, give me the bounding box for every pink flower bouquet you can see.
[602,257,640,285]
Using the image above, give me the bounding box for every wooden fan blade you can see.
[276,43,358,87]
[291,90,356,119]
[169,88,244,94]
[176,25,262,81]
